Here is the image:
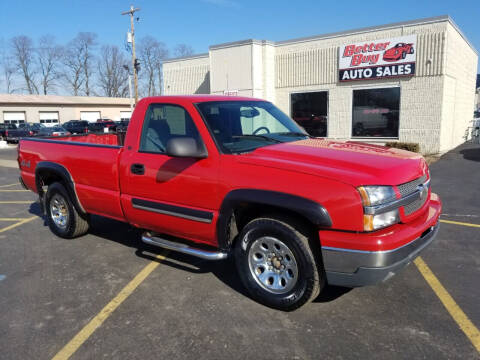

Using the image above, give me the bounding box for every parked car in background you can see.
[97,119,116,129]
[88,122,107,133]
[0,123,17,140]
[5,123,45,143]
[115,120,130,132]
[63,120,89,134]
[37,125,70,137]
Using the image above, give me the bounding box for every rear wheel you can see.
[235,216,324,311]
[45,182,89,238]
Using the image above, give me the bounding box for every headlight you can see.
[357,186,396,206]
[358,186,399,231]
[363,209,400,231]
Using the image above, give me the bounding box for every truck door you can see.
[119,102,219,246]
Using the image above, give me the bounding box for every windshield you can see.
[196,101,308,154]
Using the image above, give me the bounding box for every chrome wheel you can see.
[50,193,69,229]
[247,236,298,294]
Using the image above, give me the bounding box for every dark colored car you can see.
[6,123,45,143]
[383,43,414,62]
[96,119,117,132]
[37,125,70,137]
[0,123,17,140]
[88,122,107,133]
[63,120,89,134]
[114,120,130,132]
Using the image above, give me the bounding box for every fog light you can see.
[364,209,400,231]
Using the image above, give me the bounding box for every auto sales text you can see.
[339,63,415,82]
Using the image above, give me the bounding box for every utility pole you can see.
[122,5,140,105]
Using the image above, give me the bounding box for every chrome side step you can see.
[141,234,228,261]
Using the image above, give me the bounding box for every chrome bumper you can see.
[322,221,439,287]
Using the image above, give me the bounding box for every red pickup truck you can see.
[18,96,441,310]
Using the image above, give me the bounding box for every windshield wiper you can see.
[276,132,311,138]
[232,135,282,143]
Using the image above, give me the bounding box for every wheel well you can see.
[35,166,86,217]
[36,170,64,189]
[228,203,319,248]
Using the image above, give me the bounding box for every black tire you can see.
[235,215,324,311]
[45,182,89,238]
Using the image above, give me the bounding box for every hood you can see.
[238,138,427,187]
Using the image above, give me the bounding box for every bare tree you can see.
[73,32,97,96]
[37,35,63,95]
[61,44,84,96]
[97,45,129,97]
[1,57,16,93]
[138,36,169,96]
[0,41,16,93]
[173,44,194,58]
[11,35,38,94]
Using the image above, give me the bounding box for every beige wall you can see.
[163,55,210,95]
[0,104,131,123]
[438,23,478,152]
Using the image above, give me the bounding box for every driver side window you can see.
[139,104,201,153]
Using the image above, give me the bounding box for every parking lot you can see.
[0,144,479,359]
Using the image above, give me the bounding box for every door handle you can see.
[130,163,145,175]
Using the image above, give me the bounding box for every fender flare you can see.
[35,161,86,216]
[216,189,332,250]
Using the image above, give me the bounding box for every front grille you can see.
[397,175,427,197]
[397,175,428,216]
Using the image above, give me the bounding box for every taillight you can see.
[29,131,33,136]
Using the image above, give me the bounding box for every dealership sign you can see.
[339,35,417,82]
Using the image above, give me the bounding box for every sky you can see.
[0,0,479,72]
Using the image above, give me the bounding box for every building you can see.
[0,94,132,126]
[163,15,478,154]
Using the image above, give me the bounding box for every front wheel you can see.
[45,182,89,238]
[235,216,324,311]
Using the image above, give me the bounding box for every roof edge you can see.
[162,53,209,63]
[209,39,275,50]
[275,15,451,46]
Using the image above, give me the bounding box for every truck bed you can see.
[19,133,126,221]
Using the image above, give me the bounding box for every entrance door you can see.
[291,91,328,137]
[120,102,219,245]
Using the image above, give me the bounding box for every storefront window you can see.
[291,91,328,137]
[352,87,400,138]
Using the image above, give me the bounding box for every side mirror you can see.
[165,137,207,158]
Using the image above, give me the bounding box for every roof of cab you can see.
[143,95,265,103]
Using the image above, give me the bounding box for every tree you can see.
[137,36,169,96]
[1,56,16,93]
[11,35,38,94]
[0,40,16,93]
[173,44,194,58]
[37,35,63,95]
[61,43,84,96]
[73,32,97,96]
[97,45,129,97]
